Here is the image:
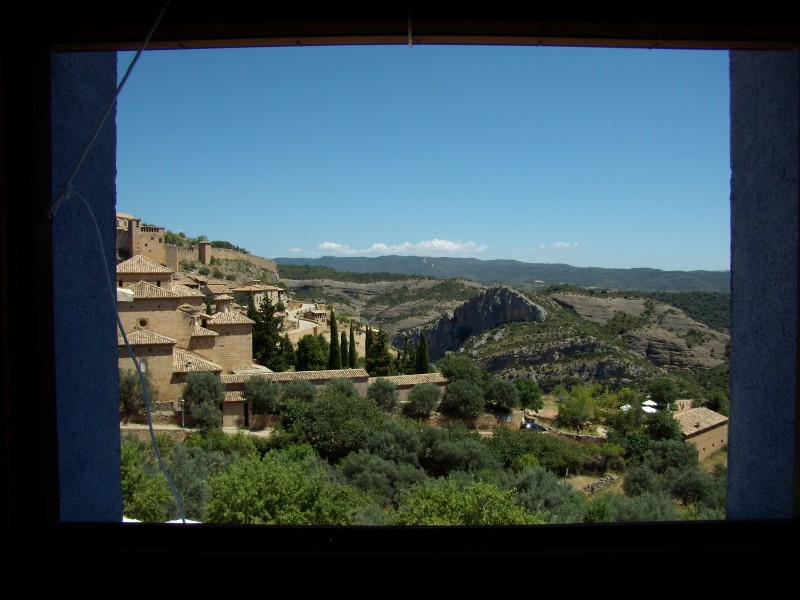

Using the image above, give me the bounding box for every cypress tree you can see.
[328,309,341,369]
[340,330,348,369]
[349,322,357,368]
[365,326,374,362]
[416,334,429,374]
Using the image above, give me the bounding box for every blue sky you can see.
[116,44,730,271]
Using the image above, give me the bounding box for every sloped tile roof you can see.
[116,255,173,274]
[221,368,369,384]
[173,349,223,373]
[674,407,728,437]
[214,294,234,300]
[208,311,255,325]
[367,373,449,386]
[118,329,177,346]
[168,282,205,298]
[191,325,219,337]
[127,281,180,299]
[204,283,233,294]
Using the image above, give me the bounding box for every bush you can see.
[321,377,358,399]
[294,392,386,463]
[439,380,485,419]
[243,376,281,415]
[119,368,158,419]
[198,266,211,276]
[279,379,317,404]
[436,354,486,387]
[225,273,237,281]
[212,269,224,279]
[183,371,224,429]
[405,384,441,418]
[515,377,543,411]
[484,379,520,413]
[367,378,399,412]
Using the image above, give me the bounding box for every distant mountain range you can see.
[274,255,730,292]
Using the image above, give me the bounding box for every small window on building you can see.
[139,358,148,373]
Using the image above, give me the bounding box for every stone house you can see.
[231,280,287,309]
[116,212,167,264]
[674,406,729,460]
[117,255,254,413]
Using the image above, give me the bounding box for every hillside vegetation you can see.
[275,255,730,292]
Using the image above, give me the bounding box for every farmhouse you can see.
[674,406,729,460]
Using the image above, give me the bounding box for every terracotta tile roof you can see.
[214,294,234,300]
[178,303,195,312]
[221,368,369,384]
[173,349,223,373]
[231,284,281,292]
[168,282,205,298]
[126,281,180,299]
[116,255,174,274]
[674,407,728,437]
[204,283,232,295]
[191,325,219,337]
[116,211,138,220]
[224,390,246,403]
[118,329,177,346]
[368,373,449,386]
[208,311,255,325]
[534,407,559,420]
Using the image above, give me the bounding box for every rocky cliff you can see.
[395,286,547,360]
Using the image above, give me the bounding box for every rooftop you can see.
[191,325,219,337]
[173,349,223,373]
[168,282,205,298]
[209,311,255,325]
[674,407,729,437]
[221,368,369,384]
[116,254,173,274]
[118,329,177,346]
[368,373,449,386]
[125,281,180,299]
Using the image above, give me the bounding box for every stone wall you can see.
[206,323,253,370]
[166,243,277,274]
[118,348,174,402]
[118,300,196,347]
[685,423,728,461]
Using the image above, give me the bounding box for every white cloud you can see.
[287,247,304,253]
[318,241,358,254]
[316,239,488,257]
[539,241,579,249]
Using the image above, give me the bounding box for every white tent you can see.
[620,404,632,411]
[643,399,658,407]
[642,406,657,413]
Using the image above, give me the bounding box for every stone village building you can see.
[117,254,450,428]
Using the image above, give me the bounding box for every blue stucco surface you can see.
[51,52,122,521]
[729,49,798,519]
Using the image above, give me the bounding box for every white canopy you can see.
[643,399,658,407]
[642,406,657,413]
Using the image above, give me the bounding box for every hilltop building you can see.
[115,212,279,279]
[674,406,729,460]
[117,254,448,428]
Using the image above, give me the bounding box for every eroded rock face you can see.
[397,286,547,360]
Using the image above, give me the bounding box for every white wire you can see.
[46,0,186,521]
[73,191,186,522]
[47,0,172,219]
